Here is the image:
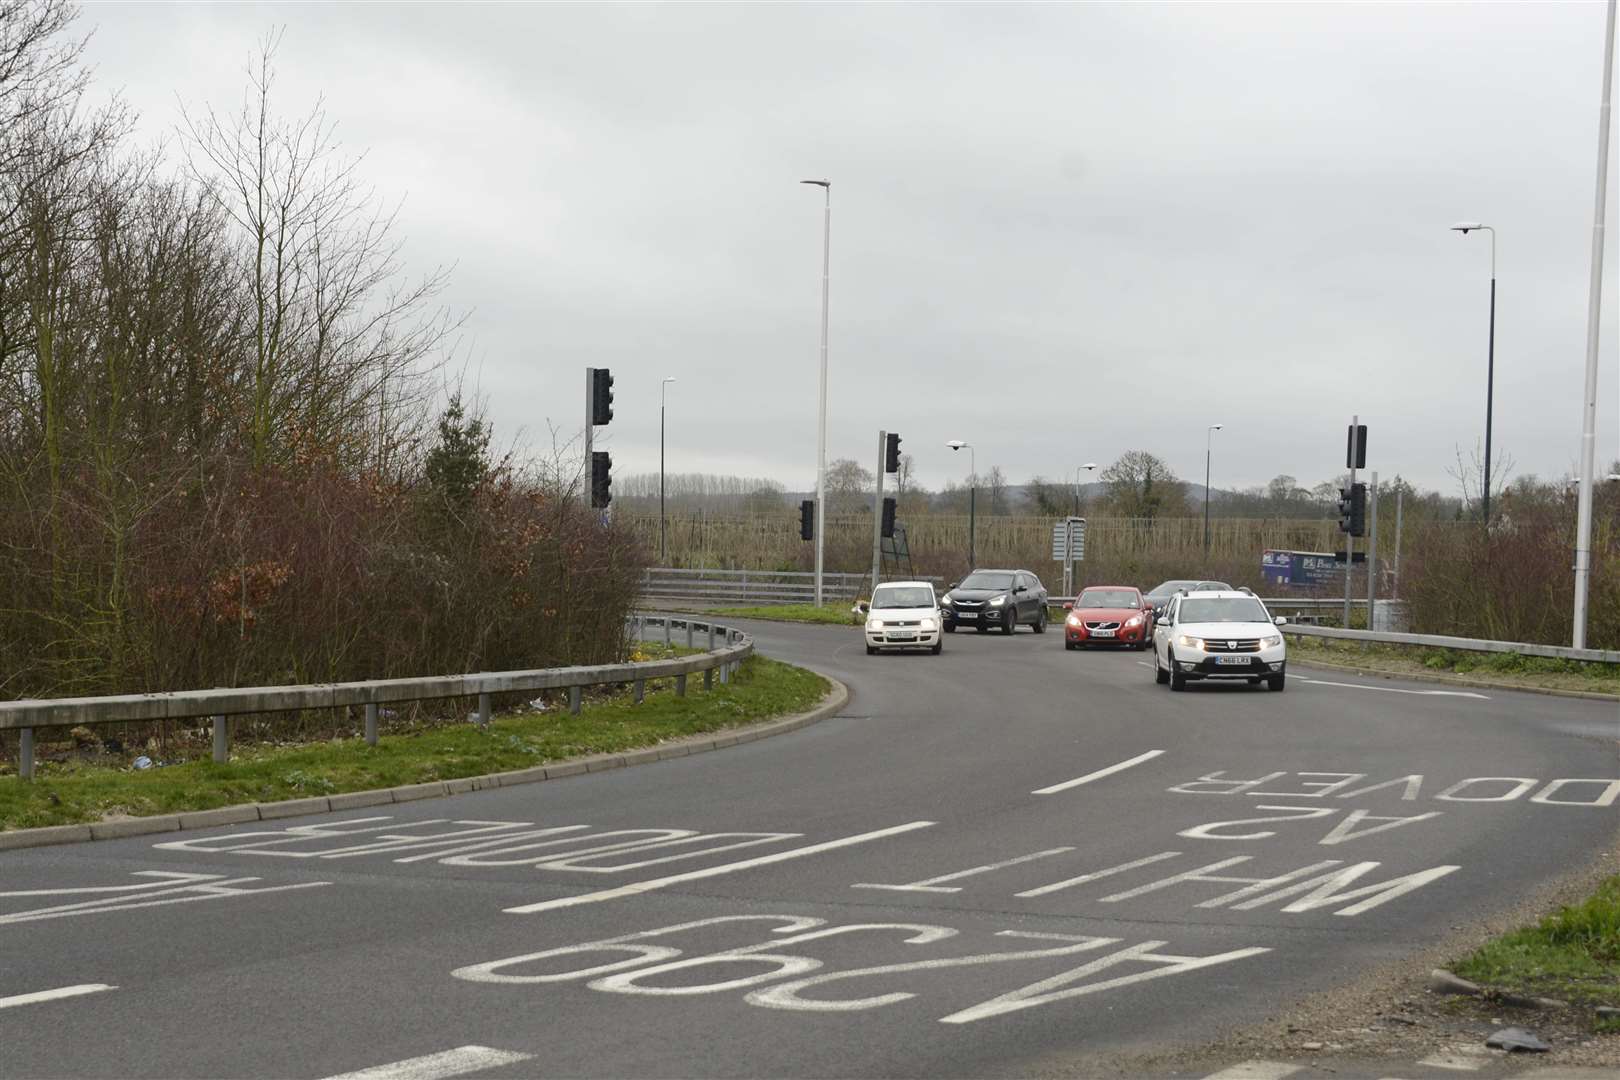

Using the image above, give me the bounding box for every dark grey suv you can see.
[940,569,1048,635]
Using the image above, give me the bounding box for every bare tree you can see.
[1101,450,1186,520]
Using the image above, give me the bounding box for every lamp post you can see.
[1204,424,1223,555]
[1573,0,1615,650]
[1073,462,1098,515]
[1451,222,1497,524]
[659,376,675,563]
[801,179,831,605]
[948,440,976,568]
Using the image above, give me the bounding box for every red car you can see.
[1064,586,1154,650]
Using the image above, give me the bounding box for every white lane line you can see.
[1293,676,1490,699]
[852,847,1075,893]
[1014,850,1182,898]
[1033,750,1165,795]
[504,820,936,914]
[0,984,116,1010]
[321,1046,533,1080]
[1202,1063,1304,1080]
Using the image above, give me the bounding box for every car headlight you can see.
[920,618,937,631]
[1261,634,1282,647]
[989,595,1006,607]
[940,595,953,605]
[867,619,883,632]
[1125,615,1144,627]
[1177,634,1206,650]
[1066,614,1081,627]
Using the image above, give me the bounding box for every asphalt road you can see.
[2,621,1616,1080]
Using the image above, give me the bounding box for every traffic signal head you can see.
[1337,486,1353,533]
[881,496,897,539]
[590,451,612,508]
[1348,482,1367,536]
[591,368,614,426]
[799,499,815,541]
[884,433,901,473]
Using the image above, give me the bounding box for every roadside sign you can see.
[1261,549,1338,587]
[1051,518,1086,561]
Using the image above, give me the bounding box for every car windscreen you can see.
[959,572,1014,591]
[1146,580,1198,599]
[872,586,934,609]
[1178,598,1269,624]
[1077,589,1139,608]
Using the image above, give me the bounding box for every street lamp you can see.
[659,376,675,563]
[947,440,976,568]
[1073,462,1098,515]
[802,179,831,605]
[1451,222,1497,524]
[1204,424,1223,556]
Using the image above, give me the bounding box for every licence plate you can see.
[957,612,977,620]
[1091,629,1115,637]
[1215,655,1251,665]
[889,632,916,641]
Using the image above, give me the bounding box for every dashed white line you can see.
[1032,750,1165,795]
[853,847,1075,893]
[0,984,116,1010]
[504,821,936,914]
[320,1046,534,1080]
[1202,1062,1304,1080]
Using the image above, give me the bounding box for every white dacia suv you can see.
[1151,589,1287,691]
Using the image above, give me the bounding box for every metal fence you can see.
[641,568,945,607]
[2,615,751,782]
[1280,623,1620,664]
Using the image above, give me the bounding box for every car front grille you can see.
[1084,621,1121,631]
[1204,638,1262,653]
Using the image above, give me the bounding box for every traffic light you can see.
[1337,486,1354,534]
[799,499,814,541]
[1348,482,1367,537]
[880,497,896,539]
[1346,423,1367,469]
[590,451,612,508]
[591,368,614,426]
[884,432,901,473]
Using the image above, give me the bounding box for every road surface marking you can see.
[1416,1045,1489,1070]
[1015,851,1183,898]
[853,848,1075,893]
[0,984,116,1010]
[504,821,937,914]
[1292,676,1489,699]
[1202,1063,1304,1080]
[1033,750,1165,795]
[321,1046,534,1080]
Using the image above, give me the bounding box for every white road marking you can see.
[1292,676,1489,699]
[321,1046,534,1080]
[1202,1063,1304,1080]
[504,821,937,914]
[1015,851,1183,898]
[853,848,1075,893]
[1032,750,1166,795]
[0,984,116,1010]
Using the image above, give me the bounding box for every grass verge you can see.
[707,604,860,626]
[1286,636,1620,696]
[1451,874,1620,1007]
[0,655,828,831]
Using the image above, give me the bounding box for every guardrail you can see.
[1279,623,1620,664]
[642,568,945,606]
[1,615,751,782]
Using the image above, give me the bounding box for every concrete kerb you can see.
[0,676,851,852]
[1291,656,1620,701]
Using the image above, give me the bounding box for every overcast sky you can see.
[81,1,1618,496]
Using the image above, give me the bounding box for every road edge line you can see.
[1290,657,1619,701]
[0,676,850,853]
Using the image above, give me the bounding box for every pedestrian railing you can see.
[641,568,945,606]
[1,615,751,782]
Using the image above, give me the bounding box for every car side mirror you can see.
[948,582,958,590]
[856,601,870,614]
[1062,602,1073,611]
[1274,615,1288,625]
[1013,585,1026,594]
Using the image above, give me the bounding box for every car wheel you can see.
[931,639,943,655]
[1154,649,1169,684]
[1268,673,1286,691]
[1002,610,1016,635]
[865,645,878,655]
[1169,651,1187,691]
[943,623,956,634]
[1065,640,1077,651]
[1033,609,1046,634]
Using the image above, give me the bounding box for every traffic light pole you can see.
[871,430,886,595]
[1343,415,1358,629]
[584,366,594,485]
[1366,471,1378,625]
